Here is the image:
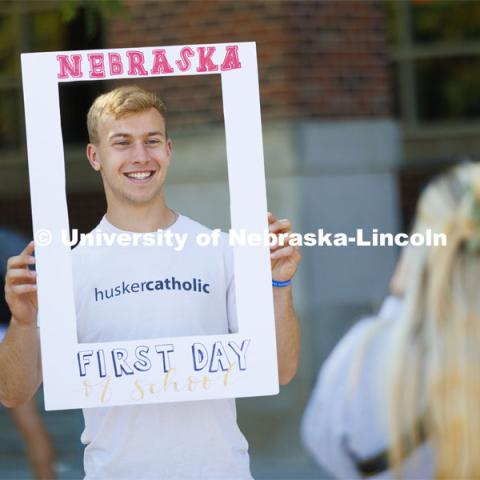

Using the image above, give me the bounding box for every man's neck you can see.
[105,199,177,233]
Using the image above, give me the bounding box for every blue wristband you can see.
[272,278,292,288]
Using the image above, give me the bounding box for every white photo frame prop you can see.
[21,43,279,411]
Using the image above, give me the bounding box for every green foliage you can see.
[59,0,129,38]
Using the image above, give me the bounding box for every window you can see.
[389,1,480,135]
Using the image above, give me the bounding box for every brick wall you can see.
[105,0,392,128]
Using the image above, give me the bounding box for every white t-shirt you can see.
[301,297,433,479]
[72,214,251,480]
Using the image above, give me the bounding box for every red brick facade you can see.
[105,0,392,128]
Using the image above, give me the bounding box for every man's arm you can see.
[273,284,300,384]
[0,319,41,407]
[269,213,301,385]
[0,242,41,407]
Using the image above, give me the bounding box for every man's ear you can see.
[166,138,173,162]
[87,144,101,171]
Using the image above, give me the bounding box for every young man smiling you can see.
[2,86,301,479]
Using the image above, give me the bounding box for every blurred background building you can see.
[0,1,479,478]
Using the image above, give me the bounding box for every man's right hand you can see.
[0,241,42,407]
[4,241,38,327]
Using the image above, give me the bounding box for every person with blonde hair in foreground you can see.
[302,162,480,479]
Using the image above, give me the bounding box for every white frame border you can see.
[21,42,278,410]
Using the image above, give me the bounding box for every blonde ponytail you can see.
[388,163,480,479]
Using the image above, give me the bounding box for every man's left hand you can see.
[268,212,301,282]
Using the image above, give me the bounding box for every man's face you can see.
[87,108,172,208]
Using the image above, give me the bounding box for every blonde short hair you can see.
[87,85,168,144]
